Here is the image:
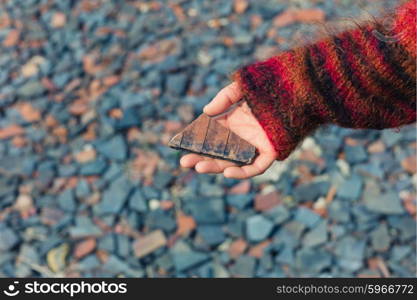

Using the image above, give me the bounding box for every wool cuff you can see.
[232,0,416,160]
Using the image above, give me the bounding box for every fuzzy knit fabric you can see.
[232,0,416,160]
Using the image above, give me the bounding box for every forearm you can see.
[233,1,416,160]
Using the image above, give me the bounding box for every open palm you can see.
[180,82,278,179]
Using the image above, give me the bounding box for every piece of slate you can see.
[168,113,256,164]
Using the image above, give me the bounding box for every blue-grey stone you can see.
[330,224,347,239]
[155,253,174,272]
[79,158,107,176]
[166,73,188,96]
[77,255,101,272]
[387,261,414,277]
[302,221,328,248]
[275,245,294,266]
[57,189,76,212]
[344,145,367,164]
[69,216,102,238]
[98,234,116,252]
[388,216,416,241]
[199,182,224,197]
[364,190,405,215]
[296,248,332,273]
[58,164,78,177]
[293,181,330,202]
[294,207,321,228]
[390,245,411,262]
[17,80,46,97]
[226,194,252,210]
[355,162,384,179]
[259,253,274,271]
[229,255,256,277]
[337,175,363,200]
[95,135,127,161]
[171,250,210,272]
[264,205,290,225]
[246,215,274,243]
[94,176,132,215]
[153,171,174,190]
[115,234,131,257]
[18,244,40,265]
[188,198,226,224]
[335,236,366,271]
[197,225,226,247]
[0,156,27,176]
[128,189,147,213]
[115,108,141,130]
[0,228,19,251]
[145,210,176,232]
[75,179,90,199]
[381,130,401,147]
[283,220,306,240]
[100,163,123,183]
[101,255,143,277]
[142,186,160,200]
[370,223,391,252]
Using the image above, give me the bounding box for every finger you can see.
[203,82,242,116]
[223,153,275,179]
[180,153,205,168]
[195,159,237,174]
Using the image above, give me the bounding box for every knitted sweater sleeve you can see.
[232,0,416,160]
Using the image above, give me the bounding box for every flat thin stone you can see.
[168,113,256,164]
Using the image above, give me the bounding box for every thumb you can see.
[203,82,242,116]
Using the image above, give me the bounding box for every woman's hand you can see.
[180,82,278,179]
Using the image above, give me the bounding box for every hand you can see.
[180,82,278,179]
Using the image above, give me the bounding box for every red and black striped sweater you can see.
[233,0,416,160]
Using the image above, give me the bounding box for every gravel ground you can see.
[0,0,415,278]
